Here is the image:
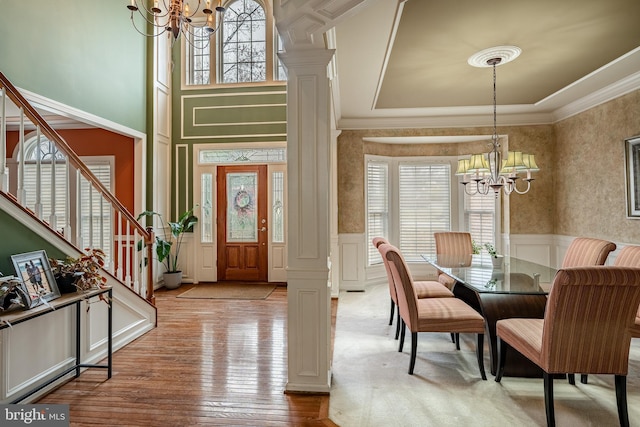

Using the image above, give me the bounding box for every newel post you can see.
[145,226,155,305]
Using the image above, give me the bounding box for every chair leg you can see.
[389,299,395,325]
[455,333,460,350]
[615,375,630,427]
[450,333,455,343]
[398,320,406,352]
[580,374,588,384]
[476,334,486,380]
[495,338,507,383]
[408,332,418,375]
[395,311,401,340]
[543,372,556,427]
[567,374,575,385]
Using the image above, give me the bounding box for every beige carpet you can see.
[329,281,640,427]
[177,282,276,300]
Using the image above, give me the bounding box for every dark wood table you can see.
[422,254,557,377]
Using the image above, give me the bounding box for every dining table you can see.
[422,253,558,377]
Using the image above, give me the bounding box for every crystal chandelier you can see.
[127,0,226,46]
[457,46,539,196]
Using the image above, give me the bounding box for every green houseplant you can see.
[49,248,108,293]
[483,243,504,269]
[137,206,198,289]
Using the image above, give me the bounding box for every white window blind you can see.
[464,190,495,247]
[23,162,68,231]
[398,163,450,258]
[79,163,112,256]
[366,161,388,265]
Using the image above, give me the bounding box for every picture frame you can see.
[625,135,640,218]
[11,250,60,308]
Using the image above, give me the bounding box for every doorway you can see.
[216,165,268,281]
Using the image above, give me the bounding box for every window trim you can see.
[365,154,500,269]
[365,154,462,266]
[181,0,284,89]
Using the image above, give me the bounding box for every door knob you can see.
[260,227,267,232]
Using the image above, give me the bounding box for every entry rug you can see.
[177,282,277,300]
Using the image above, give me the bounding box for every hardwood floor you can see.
[38,285,338,426]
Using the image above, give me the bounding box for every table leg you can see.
[453,283,547,377]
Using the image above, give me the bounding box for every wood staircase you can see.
[0,71,156,305]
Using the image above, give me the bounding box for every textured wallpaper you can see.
[338,90,640,243]
[554,90,640,243]
[337,125,555,235]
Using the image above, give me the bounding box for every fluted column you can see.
[280,48,335,393]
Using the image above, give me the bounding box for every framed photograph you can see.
[625,135,640,218]
[11,250,60,308]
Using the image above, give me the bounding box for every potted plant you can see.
[483,243,504,269]
[49,248,108,293]
[136,206,198,290]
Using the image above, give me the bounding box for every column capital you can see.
[278,48,336,70]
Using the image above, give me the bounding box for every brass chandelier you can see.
[457,46,539,196]
[127,0,226,46]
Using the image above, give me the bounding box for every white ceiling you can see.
[333,0,640,129]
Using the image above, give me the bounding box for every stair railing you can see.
[0,71,155,304]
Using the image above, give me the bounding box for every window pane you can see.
[201,173,213,243]
[79,164,113,262]
[366,161,388,265]
[222,0,267,83]
[398,163,450,258]
[464,190,495,247]
[272,172,284,243]
[186,26,211,85]
[227,172,258,242]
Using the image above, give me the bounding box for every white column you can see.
[330,129,341,297]
[280,48,334,393]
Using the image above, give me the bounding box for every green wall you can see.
[0,0,147,132]
[170,45,287,216]
[0,209,66,276]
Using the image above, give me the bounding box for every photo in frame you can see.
[11,250,61,308]
[625,135,640,218]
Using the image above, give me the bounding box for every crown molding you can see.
[551,70,640,123]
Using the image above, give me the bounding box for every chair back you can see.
[373,237,397,304]
[614,245,640,323]
[434,232,473,255]
[379,244,418,329]
[372,237,388,249]
[561,237,616,268]
[541,266,640,374]
[614,245,640,268]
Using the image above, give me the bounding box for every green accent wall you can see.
[0,209,66,276]
[0,0,147,132]
[170,44,287,216]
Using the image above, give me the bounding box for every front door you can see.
[217,165,268,281]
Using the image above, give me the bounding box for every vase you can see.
[491,255,504,269]
[163,271,183,290]
[55,273,78,293]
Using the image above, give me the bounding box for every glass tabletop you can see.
[421,253,558,295]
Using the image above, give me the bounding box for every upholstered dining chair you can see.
[373,237,454,340]
[433,232,474,289]
[616,246,640,339]
[574,245,640,384]
[380,243,486,379]
[495,267,640,427]
[561,237,616,268]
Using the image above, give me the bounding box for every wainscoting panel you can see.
[338,234,365,291]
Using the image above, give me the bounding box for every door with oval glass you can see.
[217,165,268,281]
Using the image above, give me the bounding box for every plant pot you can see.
[491,255,504,269]
[55,273,80,294]
[163,271,183,290]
